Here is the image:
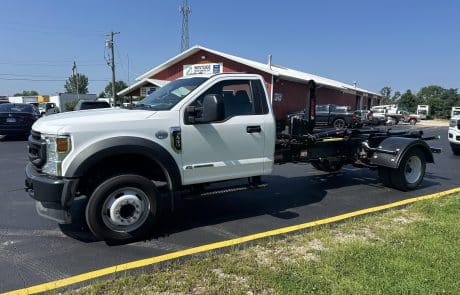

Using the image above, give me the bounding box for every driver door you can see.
[180,78,270,185]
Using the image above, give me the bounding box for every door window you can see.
[188,79,268,122]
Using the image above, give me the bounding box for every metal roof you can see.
[135,45,380,97]
[117,78,169,96]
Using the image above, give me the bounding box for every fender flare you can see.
[370,137,434,169]
[65,137,182,191]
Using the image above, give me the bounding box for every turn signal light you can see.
[56,137,70,153]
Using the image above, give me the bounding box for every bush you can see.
[65,100,79,111]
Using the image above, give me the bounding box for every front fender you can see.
[64,137,182,190]
[370,137,434,169]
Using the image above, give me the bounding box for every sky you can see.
[0,0,459,96]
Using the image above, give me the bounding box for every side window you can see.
[251,79,269,115]
[191,79,257,121]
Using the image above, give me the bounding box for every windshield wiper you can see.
[133,103,155,110]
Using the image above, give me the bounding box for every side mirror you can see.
[188,94,224,124]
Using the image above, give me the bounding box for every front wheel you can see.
[390,148,426,191]
[86,174,160,242]
[409,118,417,125]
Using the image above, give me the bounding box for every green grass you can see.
[72,193,460,295]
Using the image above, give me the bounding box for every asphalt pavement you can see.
[0,126,459,293]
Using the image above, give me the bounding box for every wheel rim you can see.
[334,119,345,129]
[404,155,422,184]
[101,187,150,233]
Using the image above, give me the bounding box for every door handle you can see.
[246,125,261,133]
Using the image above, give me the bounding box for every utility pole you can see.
[180,0,191,52]
[105,31,120,105]
[72,61,80,100]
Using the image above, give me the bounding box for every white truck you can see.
[25,73,439,242]
[417,105,430,119]
[49,93,97,112]
[449,107,460,155]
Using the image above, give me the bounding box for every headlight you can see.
[42,135,71,176]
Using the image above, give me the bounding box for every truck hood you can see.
[32,108,156,134]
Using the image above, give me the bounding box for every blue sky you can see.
[0,0,458,96]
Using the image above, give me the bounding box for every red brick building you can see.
[119,46,381,120]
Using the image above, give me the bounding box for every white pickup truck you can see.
[25,73,438,242]
[449,107,460,155]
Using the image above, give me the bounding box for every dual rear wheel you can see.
[378,148,426,191]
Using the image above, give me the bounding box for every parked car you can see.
[74,100,111,111]
[38,102,59,116]
[0,103,39,137]
[315,104,360,128]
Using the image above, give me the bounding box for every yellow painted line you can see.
[3,186,460,295]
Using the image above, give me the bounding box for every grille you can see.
[28,130,46,168]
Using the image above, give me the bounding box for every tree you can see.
[64,73,89,94]
[64,100,79,111]
[392,91,401,101]
[98,91,106,98]
[380,86,393,104]
[398,90,419,112]
[14,90,39,96]
[104,81,128,98]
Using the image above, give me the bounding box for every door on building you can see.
[367,98,372,109]
[180,78,271,185]
[355,96,362,110]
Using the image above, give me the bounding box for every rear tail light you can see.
[352,114,357,120]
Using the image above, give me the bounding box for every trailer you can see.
[49,93,97,112]
[417,105,430,119]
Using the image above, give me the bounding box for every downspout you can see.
[268,54,274,103]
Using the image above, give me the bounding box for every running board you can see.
[183,182,268,199]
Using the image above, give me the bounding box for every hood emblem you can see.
[155,130,168,140]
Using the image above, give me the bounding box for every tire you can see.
[333,118,346,129]
[409,118,417,125]
[85,174,160,242]
[390,148,426,191]
[452,148,460,156]
[378,167,393,187]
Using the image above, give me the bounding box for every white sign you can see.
[274,92,283,102]
[183,63,223,76]
[140,87,157,97]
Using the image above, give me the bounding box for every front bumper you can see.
[25,163,79,223]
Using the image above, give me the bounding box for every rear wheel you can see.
[390,148,426,191]
[333,118,346,129]
[86,174,160,242]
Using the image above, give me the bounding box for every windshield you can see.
[0,104,35,113]
[137,77,207,110]
[453,111,460,117]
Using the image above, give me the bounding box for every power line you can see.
[0,77,110,82]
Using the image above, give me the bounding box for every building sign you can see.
[183,63,223,76]
[273,92,283,102]
[140,87,157,97]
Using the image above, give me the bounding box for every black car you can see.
[74,100,110,111]
[0,103,39,136]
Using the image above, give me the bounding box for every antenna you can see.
[180,0,191,52]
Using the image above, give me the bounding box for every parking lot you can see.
[0,125,459,293]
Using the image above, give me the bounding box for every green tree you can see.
[64,100,79,111]
[398,90,419,112]
[392,91,401,101]
[98,91,106,98]
[380,86,393,104]
[64,73,89,94]
[14,90,39,96]
[104,81,128,98]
